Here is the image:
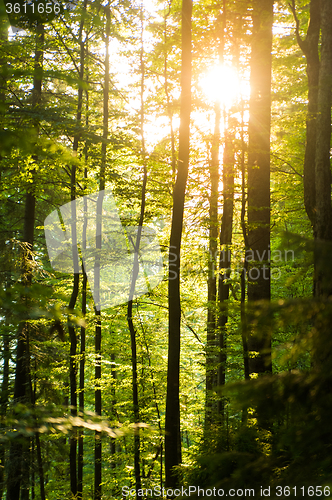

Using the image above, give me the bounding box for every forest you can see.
[0,0,332,497]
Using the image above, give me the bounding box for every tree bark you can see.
[246,0,273,375]
[0,332,9,499]
[289,0,321,229]
[165,0,192,489]
[68,1,87,494]
[217,129,234,414]
[240,97,250,382]
[126,5,148,493]
[94,5,110,499]
[77,270,86,500]
[7,23,44,500]
[205,102,220,427]
[163,5,176,178]
[78,31,89,499]
[68,274,79,498]
[314,0,332,297]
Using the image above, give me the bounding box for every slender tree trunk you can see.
[110,352,117,470]
[7,23,44,500]
[68,189,79,496]
[205,0,226,428]
[289,0,321,229]
[68,273,79,498]
[240,98,250,382]
[127,304,142,496]
[205,102,220,427]
[246,0,273,375]
[94,6,110,499]
[68,2,87,494]
[314,0,332,298]
[30,360,45,500]
[140,321,163,485]
[165,0,192,489]
[163,5,176,178]
[78,34,89,499]
[77,271,86,500]
[35,432,45,500]
[217,129,234,415]
[126,5,148,493]
[94,198,103,500]
[0,333,9,498]
[0,1,8,119]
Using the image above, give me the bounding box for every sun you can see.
[199,64,240,108]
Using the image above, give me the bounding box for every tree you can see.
[165,0,192,489]
[7,22,44,500]
[289,0,320,230]
[93,4,111,499]
[314,0,332,297]
[2,0,332,496]
[246,0,273,375]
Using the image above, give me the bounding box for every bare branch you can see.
[271,153,303,179]
[288,0,307,53]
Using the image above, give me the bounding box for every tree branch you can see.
[288,0,307,53]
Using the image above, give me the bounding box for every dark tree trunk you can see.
[78,32,89,499]
[68,1,87,493]
[205,0,226,428]
[68,196,79,497]
[7,23,44,500]
[127,304,142,496]
[35,432,45,500]
[314,0,332,297]
[0,333,9,498]
[240,98,250,382]
[68,275,79,498]
[94,6,110,499]
[205,102,220,427]
[109,352,117,471]
[165,0,192,489]
[0,4,8,117]
[163,7,176,178]
[246,0,273,375]
[289,0,321,229]
[217,130,234,415]
[77,271,86,500]
[126,6,148,493]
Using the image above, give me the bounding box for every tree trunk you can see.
[7,23,44,500]
[0,2,8,117]
[165,0,192,489]
[109,352,117,472]
[68,274,79,498]
[289,0,321,229]
[314,0,332,298]
[217,129,234,415]
[240,97,250,382]
[0,332,9,498]
[94,6,110,499]
[126,5,149,493]
[205,102,220,427]
[68,1,87,494]
[78,32,89,499]
[35,432,45,500]
[77,271,86,500]
[246,0,273,375]
[163,6,176,178]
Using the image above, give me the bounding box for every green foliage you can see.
[0,0,330,497]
